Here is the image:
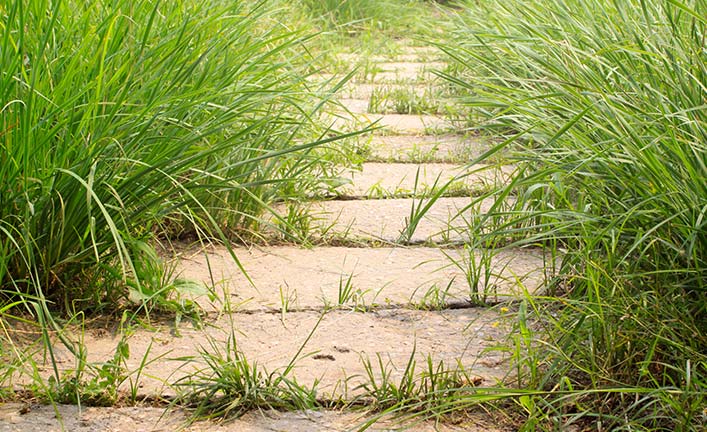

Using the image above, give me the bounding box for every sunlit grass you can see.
[420,0,706,428]
[0,0,350,311]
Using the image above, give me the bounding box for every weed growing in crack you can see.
[337,271,357,306]
[404,142,442,164]
[279,283,297,324]
[173,333,319,420]
[274,201,315,245]
[355,346,482,416]
[412,281,453,311]
[368,86,451,115]
[321,266,382,312]
[42,313,163,406]
[175,313,326,421]
[462,243,500,305]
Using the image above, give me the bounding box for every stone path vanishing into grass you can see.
[7,41,548,432]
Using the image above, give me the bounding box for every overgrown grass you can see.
[422,0,706,429]
[7,0,704,428]
[295,0,449,71]
[298,0,429,34]
[0,0,350,312]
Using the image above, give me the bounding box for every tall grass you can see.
[297,0,437,37]
[433,0,706,429]
[299,0,403,31]
[0,0,347,311]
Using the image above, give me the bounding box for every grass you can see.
[354,347,485,422]
[0,0,356,312]
[173,331,319,420]
[368,85,451,115]
[298,0,435,36]
[397,0,707,429]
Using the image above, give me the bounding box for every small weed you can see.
[173,333,318,420]
[324,266,381,311]
[275,201,315,245]
[279,283,297,324]
[355,346,480,414]
[412,281,453,311]
[123,240,208,322]
[365,181,413,199]
[462,244,501,305]
[175,314,327,420]
[404,142,442,163]
[337,272,357,306]
[368,86,451,115]
[45,313,161,406]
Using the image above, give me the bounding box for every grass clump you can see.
[174,333,319,420]
[298,0,427,34]
[368,85,452,115]
[0,0,359,407]
[428,0,707,429]
[0,0,347,313]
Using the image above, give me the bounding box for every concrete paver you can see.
[175,245,547,312]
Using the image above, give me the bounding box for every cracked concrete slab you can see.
[174,245,547,313]
[42,309,514,399]
[364,134,492,163]
[336,162,512,197]
[270,197,501,244]
[0,404,502,432]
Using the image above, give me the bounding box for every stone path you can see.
[10,41,542,431]
[0,404,497,432]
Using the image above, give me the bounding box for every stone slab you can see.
[364,134,491,163]
[174,245,547,312]
[338,162,511,197]
[272,197,500,244]
[45,309,514,398]
[0,404,500,432]
[324,112,452,135]
[341,83,435,100]
[357,62,446,84]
